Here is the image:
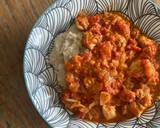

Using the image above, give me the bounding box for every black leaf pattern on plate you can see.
[25,72,42,95]
[45,7,72,35]
[136,105,156,125]
[127,0,158,21]
[38,67,56,86]
[38,67,61,93]
[114,117,137,128]
[34,15,48,30]
[96,0,128,13]
[43,107,69,128]
[147,101,160,127]
[135,14,160,43]
[65,0,98,17]
[26,27,53,56]
[68,118,98,128]
[32,86,59,114]
[45,0,72,14]
[102,122,116,128]
[24,49,46,74]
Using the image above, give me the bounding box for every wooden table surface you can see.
[0,0,160,128]
[0,0,53,127]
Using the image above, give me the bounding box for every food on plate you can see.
[50,12,160,123]
[49,24,82,87]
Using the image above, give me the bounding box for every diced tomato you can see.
[88,15,101,25]
[114,19,130,39]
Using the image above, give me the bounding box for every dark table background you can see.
[0,0,159,128]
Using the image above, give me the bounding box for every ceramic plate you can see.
[24,0,160,127]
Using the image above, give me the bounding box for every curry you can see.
[61,12,160,123]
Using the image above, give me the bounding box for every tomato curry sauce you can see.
[60,12,160,123]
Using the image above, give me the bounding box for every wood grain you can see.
[0,0,53,128]
[0,0,160,128]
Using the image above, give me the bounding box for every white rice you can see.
[49,24,82,88]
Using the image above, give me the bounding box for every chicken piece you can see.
[76,15,89,31]
[129,102,145,117]
[102,105,117,120]
[100,91,111,106]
